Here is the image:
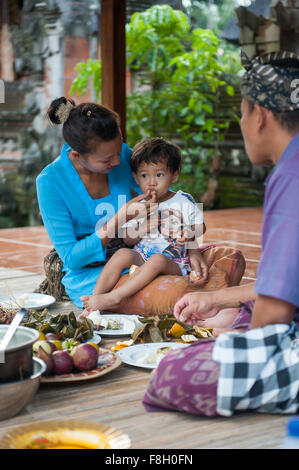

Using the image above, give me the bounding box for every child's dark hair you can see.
[130,137,182,174]
[47,97,121,155]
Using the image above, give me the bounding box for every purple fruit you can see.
[37,346,54,376]
[47,341,58,353]
[45,333,59,341]
[52,350,73,375]
[71,344,98,371]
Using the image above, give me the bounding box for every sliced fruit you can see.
[167,322,187,338]
[38,331,46,341]
[88,342,99,352]
[50,340,62,350]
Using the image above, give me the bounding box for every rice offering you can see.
[87,311,121,331]
[136,346,172,366]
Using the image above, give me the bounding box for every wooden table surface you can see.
[0,268,289,450]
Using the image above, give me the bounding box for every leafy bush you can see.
[71,5,241,201]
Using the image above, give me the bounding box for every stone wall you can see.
[237,0,299,58]
[0,0,99,168]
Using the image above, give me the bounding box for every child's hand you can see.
[188,251,209,285]
[176,227,195,246]
[176,234,187,246]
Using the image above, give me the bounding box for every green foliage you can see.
[70,59,102,98]
[70,4,241,201]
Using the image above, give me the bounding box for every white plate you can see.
[117,342,189,369]
[93,314,142,337]
[85,334,102,345]
[0,293,56,311]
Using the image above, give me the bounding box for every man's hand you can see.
[173,291,220,325]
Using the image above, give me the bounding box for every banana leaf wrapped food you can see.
[22,309,94,342]
[131,315,214,344]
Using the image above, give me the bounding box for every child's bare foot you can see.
[78,307,90,319]
[81,291,122,312]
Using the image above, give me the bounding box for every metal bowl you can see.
[0,357,46,421]
[0,325,39,383]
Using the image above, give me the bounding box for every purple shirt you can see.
[255,132,299,318]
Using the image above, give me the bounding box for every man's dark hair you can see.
[247,99,299,133]
[130,137,182,174]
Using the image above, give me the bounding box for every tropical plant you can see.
[70,4,241,203]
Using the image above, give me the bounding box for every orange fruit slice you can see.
[88,342,99,352]
[167,323,187,338]
[50,340,62,350]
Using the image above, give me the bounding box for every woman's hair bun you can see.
[47,97,76,125]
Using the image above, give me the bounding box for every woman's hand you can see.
[123,191,158,223]
[173,291,220,325]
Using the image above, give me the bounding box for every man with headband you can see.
[174,49,299,329]
[143,51,299,417]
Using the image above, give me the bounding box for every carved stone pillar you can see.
[1,0,14,81]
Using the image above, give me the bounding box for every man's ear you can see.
[171,171,179,184]
[255,104,267,131]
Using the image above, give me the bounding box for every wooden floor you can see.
[0,208,290,449]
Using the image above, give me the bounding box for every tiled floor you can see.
[0,207,263,282]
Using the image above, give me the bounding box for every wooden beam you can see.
[100,0,126,140]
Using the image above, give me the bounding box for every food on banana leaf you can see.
[136,346,173,366]
[193,325,214,338]
[167,323,187,338]
[107,319,121,330]
[22,309,94,342]
[87,310,121,331]
[131,315,214,344]
[180,334,199,343]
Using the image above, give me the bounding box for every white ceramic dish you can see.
[0,293,56,311]
[85,334,101,345]
[117,342,189,369]
[93,314,142,337]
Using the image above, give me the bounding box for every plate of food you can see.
[87,311,141,336]
[116,342,189,369]
[0,292,56,311]
[0,419,131,449]
[40,346,121,384]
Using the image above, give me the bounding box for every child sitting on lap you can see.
[80,137,208,314]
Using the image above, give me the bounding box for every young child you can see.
[80,137,208,314]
